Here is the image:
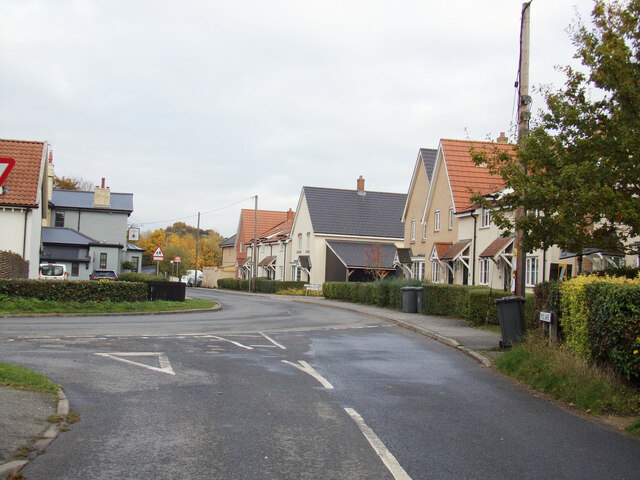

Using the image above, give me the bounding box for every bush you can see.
[217,278,305,293]
[0,279,147,303]
[585,282,640,384]
[118,272,167,283]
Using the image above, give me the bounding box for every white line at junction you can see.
[281,360,334,389]
[344,408,412,480]
[95,352,176,375]
[259,332,287,349]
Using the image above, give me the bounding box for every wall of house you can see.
[0,207,43,279]
[89,245,121,273]
[54,208,128,245]
[404,160,430,257]
[290,193,314,282]
[221,245,236,267]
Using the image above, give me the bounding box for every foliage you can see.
[53,175,95,191]
[496,335,640,415]
[217,278,307,294]
[364,244,390,281]
[117,272,167,283]
[121,260,135,271]
[585,282,640,384]
[0,279,147,303]
[0,362,59,395]
[472,0,640,260]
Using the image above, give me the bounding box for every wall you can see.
[404,160,430,256]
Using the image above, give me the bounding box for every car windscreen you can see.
[41,265,64,276]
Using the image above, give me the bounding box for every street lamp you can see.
[170,260,174,279]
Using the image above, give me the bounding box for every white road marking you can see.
[203,335,254,350]
[344,408,412,480]
[281,360,334,389]
[259,332,287,350]
[95,352,176,375]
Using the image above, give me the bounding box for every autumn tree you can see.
[473,0,640,268]
[53,175,95,191]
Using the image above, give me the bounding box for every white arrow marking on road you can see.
[344,408,412,480]
[281,360,334,389]
[203,335,254,350]
[95,352,176,375]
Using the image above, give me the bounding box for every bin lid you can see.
[494,295,525,304]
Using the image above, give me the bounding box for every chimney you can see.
[496,132,509,143]
[357,175,365,196]
[287,208,295,220]
[94,177,111,206]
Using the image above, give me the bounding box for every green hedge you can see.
[118,272,168,283]
[323,278,421,309]
[0,279,147,302]
[217,278,306,293]
[585,282,640,384]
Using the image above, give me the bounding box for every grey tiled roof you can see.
[327,241,397,269]
[220,234,237,247]
[42,227,97,245]
[126,242,145,251]
[420,148,437,182]
[303,186,406,238]
[51,189,133,212]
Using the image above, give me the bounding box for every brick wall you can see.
[0,250,29,279]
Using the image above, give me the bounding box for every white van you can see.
[39,263,68,280]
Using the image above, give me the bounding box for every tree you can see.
[53,175,95,191]
[364,244,391,281]
[473,0,640,267]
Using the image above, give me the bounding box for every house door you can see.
[503,263,511,292]
[447,264,454,284]
[462,264,468,285]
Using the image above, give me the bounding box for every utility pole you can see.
[514,1,532,297]
[195,211,201,286]
[252,195,258,292]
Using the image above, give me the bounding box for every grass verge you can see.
[0,363,59,394]
[0,297,216,314]
[495,335,640,436]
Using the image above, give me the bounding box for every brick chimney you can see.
[496,132,509,143]
[357,175,365,196]
[94,177,111,206]
[287,208,295,220]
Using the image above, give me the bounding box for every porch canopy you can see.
[326,241,397,281]
[479,236,514,264]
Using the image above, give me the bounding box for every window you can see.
[71,262,79,277]
[434,210,440,231]
[279,266,284,280]
[432,261,440,282]
[298,234,302,250]
[99,253,107,269]
[132,257,139,272]
[449,208,454,229]
[422,224,427,241]
[526,257,539,287]
[481,207,491,228]
[306,232,310,250]
[55,211,65,228]
[410,220,416,242]
[479,259,490,285]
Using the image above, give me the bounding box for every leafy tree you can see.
[473,0,640,269]
[53,175,95,191]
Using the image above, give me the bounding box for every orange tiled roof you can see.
[432,242,453,259]
[238,209,290,247]
[479,236,514,258]
[440,139,513,212]
[0,139,47,207]
[256,218,294,243]
[441,240,471,260]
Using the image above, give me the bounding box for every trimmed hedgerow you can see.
[217,278,306,294]
[585,282,640,384]
[0,279,147,303]
[118,272,168,283]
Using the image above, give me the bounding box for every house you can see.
[202,234,238,287]
[235,209,292,279]
[43,178,141,278]
[289,176,407,284]
[0,139,49,278]
[401,148,437,279]
[250,215,294,280]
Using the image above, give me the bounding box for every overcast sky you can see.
[1,0,594,237]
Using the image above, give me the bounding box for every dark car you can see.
[90,269,119,281]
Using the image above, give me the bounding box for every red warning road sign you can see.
[152,246,164,260]
[0,158,16,187]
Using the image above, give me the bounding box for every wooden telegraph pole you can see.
[252,195,258,293]
[195,211,201,285]
[514,1,532,297]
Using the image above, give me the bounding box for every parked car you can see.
[181,270,203,286]
[39,263,67,280]
[90,269,119,281]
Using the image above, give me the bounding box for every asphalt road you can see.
[1,289,639,479]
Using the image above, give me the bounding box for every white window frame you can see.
[298,234,302,250]
[481,207,491,228]
[422,223,427,241]
[479,258,490,285]
[449,207,454,229]
[434,210,440,232]
[432,261,440,283]
[526,257,539,287]
[306,232,310,249]
[410,219,416,242]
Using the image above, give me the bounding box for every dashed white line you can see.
[344,408,412,480]
[281,360,334,389]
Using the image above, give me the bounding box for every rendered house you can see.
[235,209,292,279]
[250,214,294,280]
[0,139,49,278]
[43,178,141,278]
[401,148,437,280]
[289,177,406,283]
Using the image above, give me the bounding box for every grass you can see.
[0,362,59,394]
[496,335,640,419]
[0,297,216,314]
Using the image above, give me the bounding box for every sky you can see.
[0,0,595,238]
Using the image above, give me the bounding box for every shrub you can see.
[585,282,640,384]
[118,272,167,283]
[0,279,147,302]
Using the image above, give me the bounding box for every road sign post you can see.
[153,247,165,276]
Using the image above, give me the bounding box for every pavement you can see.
[0,292,500,479]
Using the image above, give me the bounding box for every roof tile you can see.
[0,139,46,207]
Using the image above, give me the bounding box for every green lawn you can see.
[0,297,216,314]
[0,362,59,394]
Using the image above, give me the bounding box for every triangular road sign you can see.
[152,246,164,260]
[95,352,175,375]
[0,157,16,187]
